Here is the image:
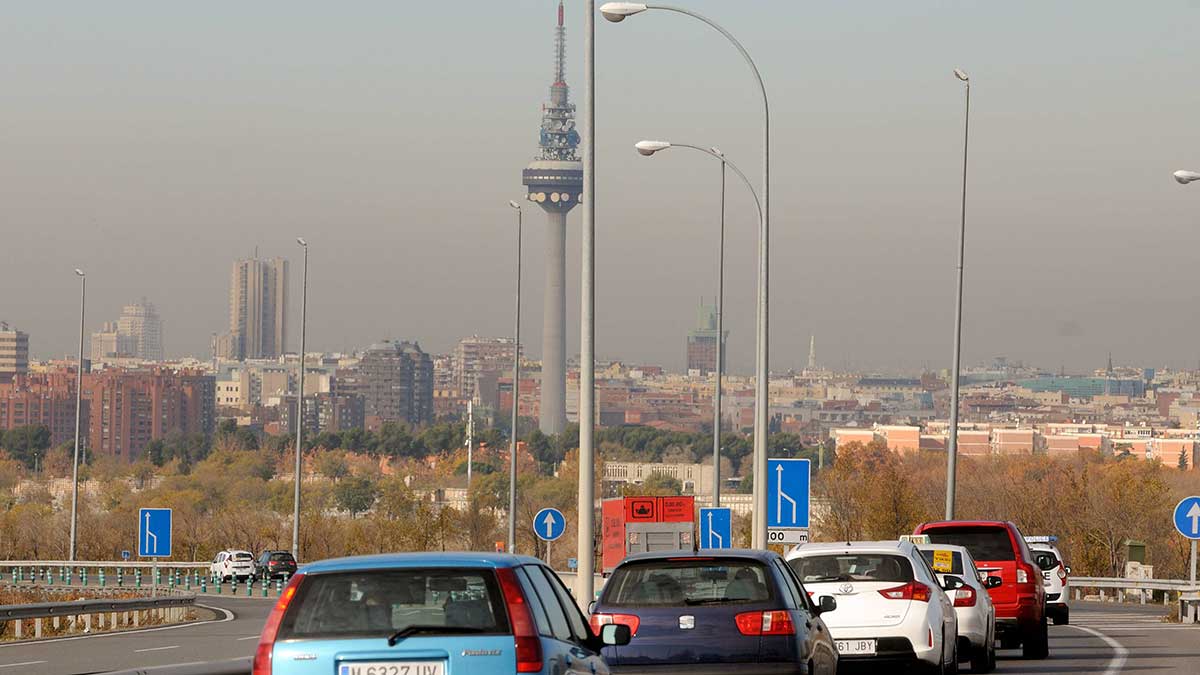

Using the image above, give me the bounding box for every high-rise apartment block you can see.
[454,336,520,401]
[218,257,288,361]
[336,341,434,426]
[91,301,164,362]
[0,372,79,446]
[82,368,215,461]
[686,301,726,375]
[0,323,30,382]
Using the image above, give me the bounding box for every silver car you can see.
[918,543,999,673]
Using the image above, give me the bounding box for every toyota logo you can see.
[838,583,854,594]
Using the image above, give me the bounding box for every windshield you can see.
[788,554,913,583]
[603,559,774,606]
[270,552,295,562]
[233,553,254,562]
[278,569,509,639]
[919,549,965,575]
[925,527,1016,562]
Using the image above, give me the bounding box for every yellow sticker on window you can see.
[932,549,953,573]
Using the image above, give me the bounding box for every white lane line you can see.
[0,604,235,648]
[1066,624,1128,675]
[0,662,47,669]
[237,635,261,641]
[134,645,179,653]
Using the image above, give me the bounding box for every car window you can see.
[912,551,939,585]
[1033,550,1059,570]
[234,552,254,562]
[603,559,774,607]
[924,527,1016,561]
[771,559,808,611]
[538,566,591,641]
[514,567,554,638]
[919,549,965,575]
[788,554,914,584]
[521,564,573,641]
[277,568,509,639]
[271,552,295,562]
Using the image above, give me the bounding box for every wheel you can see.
[970,640,995,674]
[946,632,959,675]
[1052,606,1069,626]
[1021,616,1049,659]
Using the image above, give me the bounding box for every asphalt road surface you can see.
[1,600,1197,674]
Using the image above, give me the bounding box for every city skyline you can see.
[5,2,1200,373]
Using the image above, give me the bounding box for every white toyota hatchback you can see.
[787,541,961,674]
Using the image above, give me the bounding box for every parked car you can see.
[914,521,1048,659]
[1025,536,1070,625]
[253,552,629,675]
[917,543,999,673]
[591,549,839,674]
[211,549,256,583]
[257,550,298,580]
[787,540,959,674]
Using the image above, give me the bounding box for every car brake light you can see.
[589,613,641,636]
[954,586,977,607]
[1057,565,1067,582]
[877,581,931,603]
[734,610,795,636]
[496,568,543,673]
[251,572,304,675]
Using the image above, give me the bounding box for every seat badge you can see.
[679,615,695,630]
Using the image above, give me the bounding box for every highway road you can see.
[0,599,1195,674]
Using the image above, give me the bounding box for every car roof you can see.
[786,541,917,558]
[299,552,544,574]
[916,520,1018,530]
[617,548,780,565]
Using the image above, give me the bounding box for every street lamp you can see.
[606,2,772,548]
[1174,170,1200,184]
[292,237,308,561]
[507,200,523,555]
[945,69,970,520]
[635,140,763,508]
[576,0,597,604]
[68,268,85,561]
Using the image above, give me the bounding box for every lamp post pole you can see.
[714,160,725,506]
[576,0,597,604]
[68,268,86,562]
[508,201,523,555]
[292,238,308,560]
[945,69,970,520]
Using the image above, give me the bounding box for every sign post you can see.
[699,507,732,549]
[1173,497,1200,585]
[139,508,172,598]
[766,458,811,546]
[534,507,566,566]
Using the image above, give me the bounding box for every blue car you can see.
[253,552,630,675]
[590,550,838,675]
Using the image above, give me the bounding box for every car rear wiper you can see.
[387,625,485,647]
[684,597,734,605]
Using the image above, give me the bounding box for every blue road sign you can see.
[534,507,566,542]
[767,458,811,529]
[567,558,578,570]
[699,507,732,549]
[138,508,172,557]
[121,550,131,561]
[1174,496,1200,539]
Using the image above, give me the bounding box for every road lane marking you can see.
[0,604,235,648]
[0,662,47,669]
[237,635,261,641]
[1065,625,1127,675]
[134,645,179,653]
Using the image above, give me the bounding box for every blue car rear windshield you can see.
[277,568,509,639]
[603,559,774,607]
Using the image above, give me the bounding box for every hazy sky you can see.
[4,1,1200,375]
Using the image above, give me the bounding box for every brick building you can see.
[0,372,82,447]
[81,368,215,461]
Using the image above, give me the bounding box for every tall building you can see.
[454,336,520,401]
[81,368,215,462]
[686,301,726,375]
[521,0,581,435]
[0,372,80,447]
[91,321,134,361]
[117,300,164,360]
[807,335,817,371]
[0,323,30,381]
[219,256,288,360]
[336,341,434,426]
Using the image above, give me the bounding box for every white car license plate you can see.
[340,662,444,675]
[835,639,877,656]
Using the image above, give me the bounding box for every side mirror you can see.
[942,575,965,591]
[817,595,837,614]
[985,576,1003,589]
[600,623,631,646]
[1064,566,1072,575]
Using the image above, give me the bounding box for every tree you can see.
[0,426,51,470]
[314,450,350,482]
[334,476,380,516]
[1179,449,1190,471]
[623,471,682,496]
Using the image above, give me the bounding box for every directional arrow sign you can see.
[138,508,172,558]
[699,508,732,549]
[534,507,566,542]
[766,458,810,530]
[1174,497,1200,540]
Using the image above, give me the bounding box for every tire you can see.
[970,641,996,674]
[1052,606,1069,626]
[1021,616,1049,659]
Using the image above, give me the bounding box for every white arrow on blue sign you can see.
[1173,496,1200,540]
[138,508,172,558]
[699,507,732,549]
[534,507,566,542]
[766,458,811,529]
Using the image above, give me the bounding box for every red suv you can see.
[913,520,1047,659]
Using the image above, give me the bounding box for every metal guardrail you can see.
[1,560,208,569]
[0,594,196,640]
[1071,576,1200,592]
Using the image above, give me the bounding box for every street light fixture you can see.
[945,68,970,520]
[507,200,523,555]
[68,268,86,561]
[292,237,308,561]
[636,140,762,507]
[1174,170,1200,184]
[610,3,772,547]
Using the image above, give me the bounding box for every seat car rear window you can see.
[270,552,295,562]
[604,559,774,606]
[233,553,254,562]
[919,549,965,575]
[277,568,509,639]
[789,554,913,583]
[925,527,1016,561]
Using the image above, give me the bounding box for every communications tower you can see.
[522,0,581,435]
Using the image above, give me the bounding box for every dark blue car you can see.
[590,550,839,675]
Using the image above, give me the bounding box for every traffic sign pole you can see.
[1192,540,1197,586]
